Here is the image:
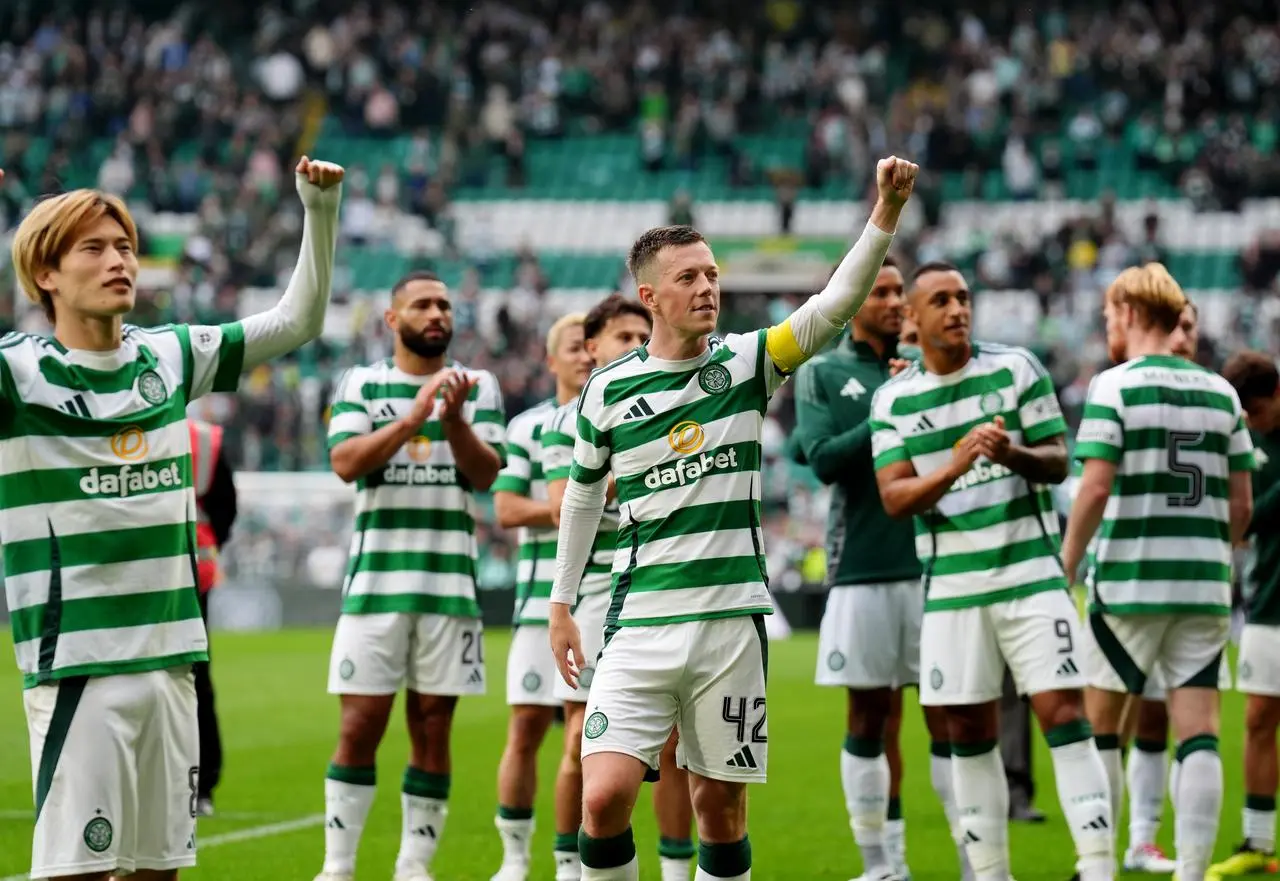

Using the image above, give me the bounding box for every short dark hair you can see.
[391,270,443,298]
[911,260,961,283]
[583,294,652,341]
[627,225,706,281]
[1223,350,1279,404]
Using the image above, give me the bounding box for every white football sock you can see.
[1127,741,1168,849]
[1095,736,1124,841]
[841,744,890,873]
[693,869,749,881]
[1244,802,1277,852]
[495,812,535,867]
[952,744,1010,881]
[396,794,448,873]
[660,856,693,880]
[583,856,639,880]
[321,770,376,875]
[930,747,974,880]
[884,817,906,874]
[1047,724,1115,880]
[1174,739,1223,881]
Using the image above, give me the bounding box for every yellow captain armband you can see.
[765,319,808,374]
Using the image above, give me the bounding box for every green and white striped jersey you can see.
[541,399,616,598]
[2,323,246,688]
[326,359,506,619]
[491,398,558,625]
[570,331,785,626]
[870,343,1070,611]
[1073,354,1255,615]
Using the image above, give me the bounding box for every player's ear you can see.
[636,283,657,313]
[383,307,397,332]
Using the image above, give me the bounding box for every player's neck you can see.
[54,312,122,352]
[646,325,708,362]
[555,380,581,405]
[1125,330,1173,360]
[921,342,971,376]
[393,345,447,376]
[851,326,891,358]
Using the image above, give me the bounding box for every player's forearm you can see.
[240,178,341,369]
[767,216,895,373]
[443,417,502,490]
[330,419,419,483]
[804,422,873,486]
[1000,438,1068,485]
[1231,471,1255,546]
[494,491,555,529]
[550,478,608,605]
[878,463,962,519]
[1062,482,1109,582]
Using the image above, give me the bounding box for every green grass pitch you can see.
[0,629,1253,880]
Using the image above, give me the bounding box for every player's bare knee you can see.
[1029,688,1085,733]
[1246,696,1280,736]
[580,780,634,836]
[922,705,951,743]
[336,695,393,763]
[946,702,999,744]
[847,687,893,738]
[1136,697,1170,741]
[690,776,747,843]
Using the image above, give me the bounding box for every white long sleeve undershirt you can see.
[774,219,895,368]
[550,476,607,606]
[239,172,342,369]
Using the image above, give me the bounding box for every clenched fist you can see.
[876,156,918,207]
[296,155,345,190]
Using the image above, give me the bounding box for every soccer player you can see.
[4,156,343,881]
[1062,264,1254,881]
[793,254,969,881]
[1110,299,1202,875]
[870,262,1115,881]
[547,156,917,881]
[319,271,507,881]
[544,295,697,881]
[1208,349,1280,879]
[489,312,594,881]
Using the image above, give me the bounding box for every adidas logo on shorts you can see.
[726,745,759,770]
[468,668,484,685]
[1056,657,1080,677]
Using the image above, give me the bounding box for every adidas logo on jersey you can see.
[79,462,182,498]
[624,397,655,420]
[374,403,398,420]
[910,414,936,434]
[643,448,739,490]
[380,462,457,486]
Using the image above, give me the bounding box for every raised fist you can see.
[296,156,345,190]
[876,156,919,207]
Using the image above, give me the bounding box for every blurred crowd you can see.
[2,0,1280,591]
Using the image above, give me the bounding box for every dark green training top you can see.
[792,338,921,587]
[1247,429,1280,625]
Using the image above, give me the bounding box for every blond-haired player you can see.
[2,158,344,881]
[490,312,595,881]
[1063,264,1255,880]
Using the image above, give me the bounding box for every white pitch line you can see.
[0,813,324,881]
